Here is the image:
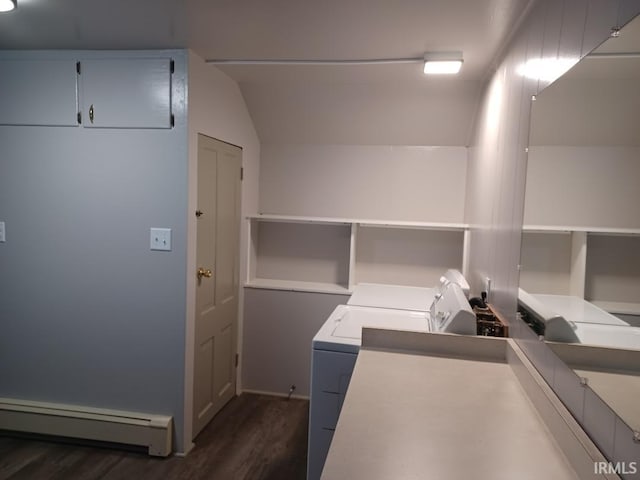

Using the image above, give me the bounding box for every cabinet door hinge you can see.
[235,353,239,368]
[170,114,175,128]
[240,167,244,181]
[77,112,82,125]
[76,62,81,74]
[170,59,175,74]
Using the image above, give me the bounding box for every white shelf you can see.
[590,301,640,316]
[246,214,469,294]
[587,227,640,236]
[248,214,468,231]
[358,220,468,231]
[523,225,640,235]
[522,226,572,234]
[244,278,352,295]
[521,226,639,308]
[247,214,352,225]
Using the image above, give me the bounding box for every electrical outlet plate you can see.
[150,228,172,251]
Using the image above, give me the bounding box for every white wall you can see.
[260,144,467,222]
[465,0,632,316]
[519,232,573,294]
[355,228,464,287]
[244,143,468,397]
[242,289,349,397]
[185,51,260,450]
[524,146,640,228]
[466,0,640,468]
[241,80,481,146]
[586,235,640,303]
[530,77,640,147]
[245,143,468,396]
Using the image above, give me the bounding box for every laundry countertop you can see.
[321,334,580,480]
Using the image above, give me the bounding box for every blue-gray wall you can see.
[0,50,189,451]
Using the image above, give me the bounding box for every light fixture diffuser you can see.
[0,0,16,12]
[424,52,463,75]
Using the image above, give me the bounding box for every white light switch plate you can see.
[150,228,171,251]
[0,222,5,243]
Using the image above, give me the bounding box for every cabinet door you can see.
[80,58,172,129]
[0,59,79,127]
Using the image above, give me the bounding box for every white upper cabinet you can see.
[0,59,79,127]
[79,58,173,129]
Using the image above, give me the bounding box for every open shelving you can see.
[520,225,640,315]
[245,214,469,295]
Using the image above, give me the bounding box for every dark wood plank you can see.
[0,394,309,480]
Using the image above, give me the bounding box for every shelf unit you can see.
[520,225,640,315]
[245,214,469,295]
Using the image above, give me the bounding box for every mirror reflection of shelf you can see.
[520,225,640,316]
[590,301,640,316]
[246,214,469,295]
[522,225,640,235]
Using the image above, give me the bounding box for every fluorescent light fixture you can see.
[424,52,463,75]
[0,0,16,12]
[517,57,579,83]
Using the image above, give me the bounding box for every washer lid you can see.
[332,307,428,339]
[347,283,435,311]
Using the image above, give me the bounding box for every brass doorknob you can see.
[197,267,213,279]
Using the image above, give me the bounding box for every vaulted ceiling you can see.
[0,0,535,145]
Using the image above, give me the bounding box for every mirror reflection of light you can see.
[517,57,579,83]
[0,0,16,12]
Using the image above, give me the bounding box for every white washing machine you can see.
[345,269,469,311]
[307,305,428,480]
[519,290,640,349]
[307,271,473,480]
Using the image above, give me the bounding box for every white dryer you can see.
[307,271,473,480]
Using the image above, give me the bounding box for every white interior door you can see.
[193,134,242,438]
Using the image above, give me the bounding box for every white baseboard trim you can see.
[0,397,173,457]
[240,388,310,401]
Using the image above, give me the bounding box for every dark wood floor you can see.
[0,394,309,480]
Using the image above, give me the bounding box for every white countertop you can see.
[322,338,579,480]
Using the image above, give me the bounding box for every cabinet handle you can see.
[89,104,94,124]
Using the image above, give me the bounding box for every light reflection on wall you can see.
[517,57,580,83]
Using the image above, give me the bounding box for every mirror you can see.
[519,14,640,433]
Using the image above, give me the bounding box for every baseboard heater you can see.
[0,397,172,457]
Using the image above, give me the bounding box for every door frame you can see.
[182,133,243,455]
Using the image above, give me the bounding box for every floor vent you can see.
[0,397,172,456]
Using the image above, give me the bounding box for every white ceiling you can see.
[0,0,534,145]
[186,0,530,81]
[0,0,188,49]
